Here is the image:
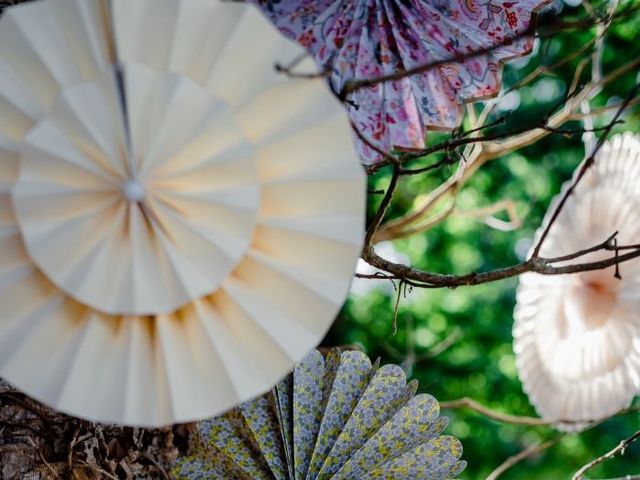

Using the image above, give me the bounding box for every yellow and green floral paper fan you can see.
[175,349,466,479]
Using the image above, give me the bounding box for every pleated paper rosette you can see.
[175,349,466,479]
[514,133,640,429]
[252,0,551,166]
[0,0,366,426]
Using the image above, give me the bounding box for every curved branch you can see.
[485,437,563,480]
[362,235,640,289]
[572,431,640,480]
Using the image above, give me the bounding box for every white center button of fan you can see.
[122,178,146,203]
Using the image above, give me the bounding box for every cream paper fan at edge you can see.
[0,0,366,426]
[513,133,640,429]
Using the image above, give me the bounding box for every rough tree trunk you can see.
[0,380,195,479]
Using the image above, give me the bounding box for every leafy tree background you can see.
[325,1,640,478]
[0,0,638,478]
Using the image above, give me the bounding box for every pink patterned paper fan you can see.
[252,0,551,166]
[514,133,640,430]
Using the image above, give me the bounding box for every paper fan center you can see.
[122,178,146,203]
[12,64,260,316]
[566,273,620,330]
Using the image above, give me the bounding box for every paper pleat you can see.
[316,365,412,478]
[306,351,374,480]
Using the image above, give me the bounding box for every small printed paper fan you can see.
[0,0,365,426]
[252,0,550,166]
[514,133,640,429]
[174,349,466,480]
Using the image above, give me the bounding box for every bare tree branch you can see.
[531,82,640,257]
[374,56,640,242]
[485,436,564,480]
[440,396,640,427]
[362,231,640,289]
[572,431,640,480]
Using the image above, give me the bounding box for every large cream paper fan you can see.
[174,349,466,479]
[0,0,366,426]
[514,133,640,429]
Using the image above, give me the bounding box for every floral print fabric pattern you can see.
[174,349,466,479]
[252,0,550,166]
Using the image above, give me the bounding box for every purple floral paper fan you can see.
[252,0,550,166]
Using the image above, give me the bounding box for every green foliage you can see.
[325,1,640,478]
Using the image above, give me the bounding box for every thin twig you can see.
[374,55,640,241]
[453,199,522,232]
[439,397,640,427]
[142,452,171,480]
[485,436,563,480]
[569,97,640,120]
[75,462,120,480]
[365,166,400,247]
[590,476,640,480]
[531,82,640,257]
[440,398,552,426]
[421,328,463,359]
[25,436,59,479]
[572,431,640,480]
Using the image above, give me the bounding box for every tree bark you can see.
[0,380,195,479]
